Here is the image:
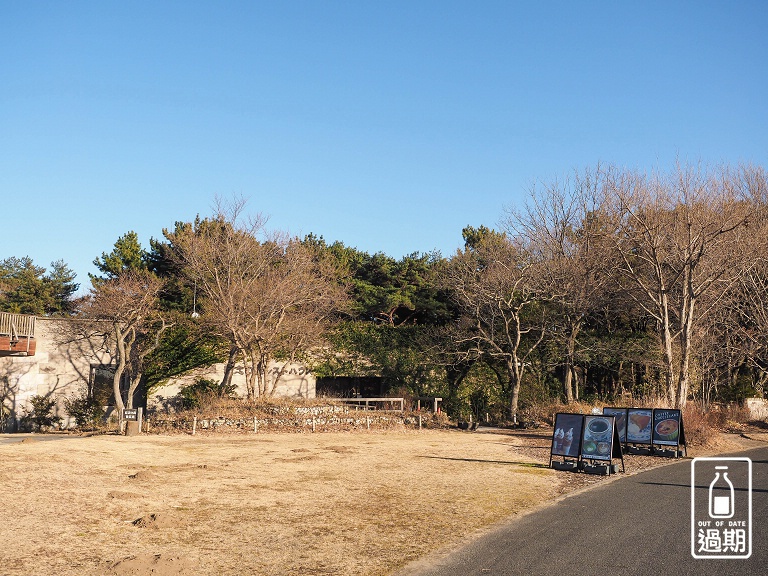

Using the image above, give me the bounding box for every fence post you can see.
[192,416,197,436]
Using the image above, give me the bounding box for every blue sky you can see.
[2,1,766,289]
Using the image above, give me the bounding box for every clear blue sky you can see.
[2,1,766,289]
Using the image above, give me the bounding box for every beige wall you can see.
[1,318,316,429]
[149,360,316,410]
[0,318,110,429]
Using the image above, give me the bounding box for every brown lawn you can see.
[0,428,754,575]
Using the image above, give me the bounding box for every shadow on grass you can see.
[419,455,549,469]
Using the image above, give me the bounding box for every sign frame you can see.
[652,408,687,457]
[602,407,628,446]
[625,407,654,446]
[581,415,625,472]
[549,413,584,467]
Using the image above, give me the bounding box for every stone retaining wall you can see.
[149,404,445,434]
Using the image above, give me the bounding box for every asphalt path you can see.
[399,445,767,576]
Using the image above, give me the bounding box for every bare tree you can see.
[505,167,612,403]
[602,163,753,407]
[167,199,348,398]
[442,232,554,422]
[78,270,169,413]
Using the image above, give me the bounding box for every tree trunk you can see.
[220,346,238,389]
[508,357,522,424]
[660,292,676,405]
[563,327,578,404]
[112,324,127,414]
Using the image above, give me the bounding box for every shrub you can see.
[63,394,105,430]
[22,395,62,432]
[179,378,238,409]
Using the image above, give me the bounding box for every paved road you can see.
[399,446,767,576]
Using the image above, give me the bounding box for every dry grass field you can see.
[1,428,755,575]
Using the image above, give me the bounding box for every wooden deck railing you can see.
[0,312,36,339]
[338,397,405,412]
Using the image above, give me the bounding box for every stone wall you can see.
[745,398,768,420]
[147,360,316,410]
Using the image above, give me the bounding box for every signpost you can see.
[122,408,143,436]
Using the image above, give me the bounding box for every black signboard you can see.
[652,408,686,456]
[602,407,627,444]
[123,409,139,421]
[581,415,615,461]
[626,408,653,445]
[550,413,584,459]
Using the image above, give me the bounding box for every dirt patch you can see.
[325,445,355,453]
[108,553,194,575]
[132,514,177,529]
[128,470,155,481]
[107,491,143,500]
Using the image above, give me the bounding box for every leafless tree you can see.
[505,167,612,402]
[442,233,555,422]
[601,163,754,407]
[78,270,169,413]
[167,199,348,398]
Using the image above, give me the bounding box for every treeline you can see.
[2,163,767,421]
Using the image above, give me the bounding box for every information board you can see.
[123,409,139,421]
[581,415,614,461]
[626,408,653,445]
[652,408,684,447]
[551,413,584,458]
[602,407,627,444]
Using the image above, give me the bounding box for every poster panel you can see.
[626,408,653,445]
[652,408,682,447]
[602,407,627,443]
[551,413,583,458]
[581,415,614,461]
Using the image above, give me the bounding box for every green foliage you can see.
[142,321,226,396]
[0,256,79,315]
[22,395,62,431]
[305,235,454,326]
[91,231,149,281]
[63,394,105,429]
[179,378,237,409]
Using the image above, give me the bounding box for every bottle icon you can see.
[709,466,734,519]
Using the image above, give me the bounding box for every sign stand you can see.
[624,408,654,455]
[651,408,687,458]
[549,413,584,471]
[580,415,624,475]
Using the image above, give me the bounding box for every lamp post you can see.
[191,279,200,318]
